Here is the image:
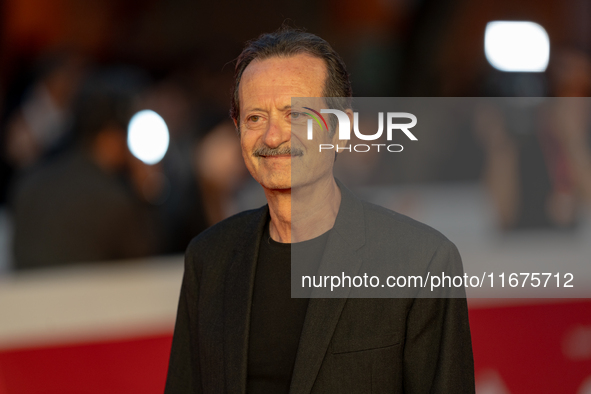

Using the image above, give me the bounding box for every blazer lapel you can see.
[223,206,268,394]
[289,181,366,394]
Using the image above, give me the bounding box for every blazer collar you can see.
[223,205,268,394]
[289,179,366,394]
[222,179,366,394]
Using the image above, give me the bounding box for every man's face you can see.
[237,53,340,191]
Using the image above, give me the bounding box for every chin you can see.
[257,175,291,191]
[290,170,316,189]
[262,183,292,191]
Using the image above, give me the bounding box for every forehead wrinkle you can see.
[242,102,292,114]
[239,54,327,116]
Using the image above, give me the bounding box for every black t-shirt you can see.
[247,220,329,394]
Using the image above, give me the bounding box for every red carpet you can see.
[1,300,590,393]
[0,333,173,394]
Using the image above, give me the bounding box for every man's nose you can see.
[261,116,290,148]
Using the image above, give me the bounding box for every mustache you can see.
[253,144,303,157]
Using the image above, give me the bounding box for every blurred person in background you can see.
[193,119,249,225]
[9,67,165,269]
[476,48,591,232]
[545,49,591,219]
[4,50,86,170]
[141,74,210,254]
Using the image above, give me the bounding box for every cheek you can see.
[240,144,252,165]
[239,137,257,171]
[329,131,341,145]
[239,130,253,154]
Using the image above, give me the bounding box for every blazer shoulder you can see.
[358,200,464,278]
[186,205,268,254]
[360,199,452,245]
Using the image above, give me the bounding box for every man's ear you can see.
[233,118,240,137]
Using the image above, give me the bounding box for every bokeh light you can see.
[485,21,550,72]
[127,110,170,165]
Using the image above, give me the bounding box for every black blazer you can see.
[165,182,475,393]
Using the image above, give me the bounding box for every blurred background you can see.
[0,0,590,393]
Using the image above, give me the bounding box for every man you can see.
[165,28,474,393]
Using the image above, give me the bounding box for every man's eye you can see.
[248,115,260,122]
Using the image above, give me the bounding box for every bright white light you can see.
[127,110,170,165]
[485,21,550,72]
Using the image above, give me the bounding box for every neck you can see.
[265,177,341,243]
